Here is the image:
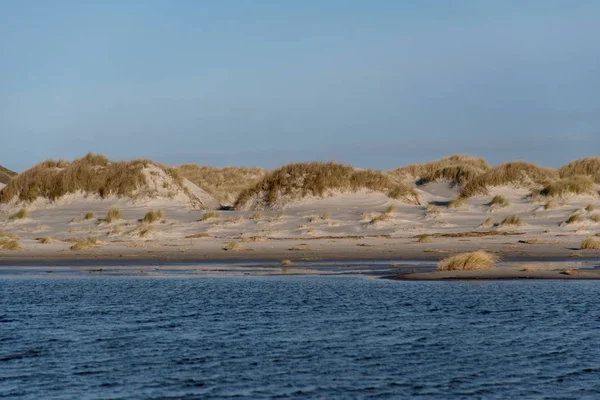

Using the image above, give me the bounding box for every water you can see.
[1,276,600,399]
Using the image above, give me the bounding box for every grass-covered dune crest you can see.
[460,161,558,197]
[233,161,419,210]
[393,154,490,186]
[0,165,17,185]
[0,153,217,209]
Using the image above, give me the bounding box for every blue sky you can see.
[1,1,599,172]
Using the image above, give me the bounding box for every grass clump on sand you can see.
[566,212,585,225]
[416,234,432,243]
[83,211,95,220]
[234,161,418,210]
[177,164,265,204]
[0,153,186,204]
[0,238,21,250]
[591,214,600,223]
[394,154,490,186]
[142,209,163,224]
[281,259,293,266]
[581,237,600,250]
[223,241,242,251]
[38,237,52,244]
[437,251,498,271]
[544,200,557,210]
[9,208,28,221]
[250,211,262,221]
[0,164,17,185]
[202,211,219,221]
[479,217,494,228]
[488,195,509,208]
[500,215,524,227]
[586,204,596,212]
[559,157,600,183]
[460,161,557,197]
[70,237,98,251]
[540,175,596,197]
[105,207,121,223]
[448,196,467,209]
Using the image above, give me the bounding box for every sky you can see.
[1,1,599,172]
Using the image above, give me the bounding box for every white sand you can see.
[1,181,600,265]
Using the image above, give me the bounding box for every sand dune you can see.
[1,154,600,268]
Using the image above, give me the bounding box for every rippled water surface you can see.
[2,277,600,399]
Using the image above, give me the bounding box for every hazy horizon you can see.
[2,1,599,172]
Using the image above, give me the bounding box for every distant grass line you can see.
[0,153,185,204]
[234,161,419,210]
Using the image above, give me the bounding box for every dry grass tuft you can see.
[202,211,219,221]
[9,208,28,221]
[0,153,184,203]
[500,215,524,227]
[559,157,600,183]
[142,209,163,224]
[544,200,557,210]
[416,234,432,243]
[223,241,242,251]
[177,164,265,203]
[70,237,98,251]
[448,196,467,209]
[591,214,600,223]
[370,212,391,225]
[37,237,52,244]
[250,211,262,221]
[0,164,17,185]
[581,237,600,250]
[479,217,494,228]
[105,207,121,223]
[540,175,596,197]
[0,238,21,250]
[234,161,418,209]
[586,204,596,212]
[460,161,557,197]
[281,259,293,266]
[566,212,585,225]
[83,211,95,220]
[488,195,509,208]
[437,251,498,271]
[426,204,440,216]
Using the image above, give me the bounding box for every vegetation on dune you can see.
[544,200,557,210]
[500,215,524,227]
[437,251,498,271]
[105,207,121,223]
[234,161,418,210]
[394,154,490,185]
[540,175,597,197]
[581,237,600,250]
[178,164,265,203]
[488,195,509,208]
[0,153,185,204]
[448,196,467,209]
[70,237,98,251]
[281,259,293,266]
[559,157,600,183]
[0,237,21,250]
[460,161,557,197]
[0,164,17,185]
[202,211,219,221]
[142,209,163,224]
[83,211,95,220]
[566,212,585,225]
[9,208,28,221]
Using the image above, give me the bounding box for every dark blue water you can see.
[2,277,600,399]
